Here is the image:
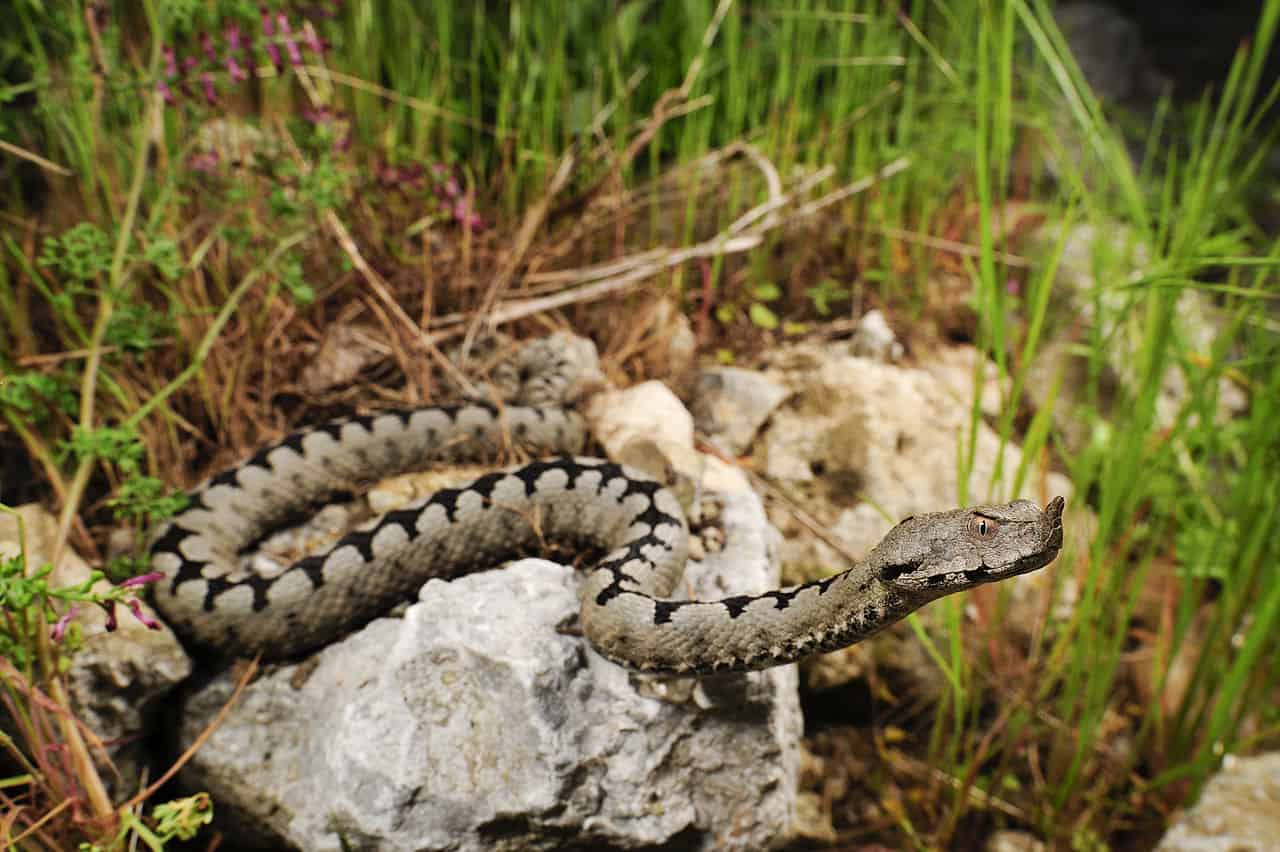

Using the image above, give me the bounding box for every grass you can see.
[1,0,1277,849]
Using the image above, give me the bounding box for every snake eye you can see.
[969,515,999,541]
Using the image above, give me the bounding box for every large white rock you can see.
[1156,752,1280,852]
[178,488,800,851]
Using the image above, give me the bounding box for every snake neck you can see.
[798,565,915,655]
[580,558,916,675]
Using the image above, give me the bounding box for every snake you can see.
[149,343,1065,675]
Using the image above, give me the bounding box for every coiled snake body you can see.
[150,348,1064,675]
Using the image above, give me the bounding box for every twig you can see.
[794,156,912,218]
[865,224,1031,268]
[125,231,312,429]
[323,210,478,397]
[460,146,579,359]
[426,154,906,343]
[0,141,72,177]
[120,658,260,812]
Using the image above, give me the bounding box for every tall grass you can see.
[1,0,1277,848]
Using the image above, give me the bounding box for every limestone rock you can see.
[1027,221,1247,454]
[691,366,791,457]
[1156,752,1280,852]
[849,309,903,363]
[754,341,1075,681]
[177,487,800,851]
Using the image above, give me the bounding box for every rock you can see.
[641,297,699,395]
[1156,752,1280,852]
[591,379,755,523]
[849,309,903,363]
[987,829,1047,852]
[752,341,1075,693]
[759,343,1072,560]
[928,272,980,341]
[177,487,800,851]
[920,343,1010,421]
[586,379,694,454]
[1054,3,1149,104]
[691,366,791,457]
[300,323,388,395]
[1038,4,1168,183]
[0,505,191,794]
[194,117,279,170]
[1027,222,1247,454]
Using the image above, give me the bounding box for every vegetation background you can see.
[0,1,1276,849]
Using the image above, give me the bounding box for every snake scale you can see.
[149,339,1065,675]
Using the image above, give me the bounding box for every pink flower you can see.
[50,607,80,642]
[261,8,283,69]
[163,45,178,78]
[302,23,325,55]
[453,199,483,232]
[227,55,248,83]
[119,571,164,589]
[303,105,333,124]
[277,14,303,66]
[126,599,161,631]
[225,23,245,52]
[200,31,217,63]
[157,79,176,105]
[200,71,218,105]
[190,150,221,173]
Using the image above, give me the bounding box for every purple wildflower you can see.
[157,79,176,105]
[1005,278,1021,296]
[126,599,162,631]
[277,14,304,66]
[163,45,178,78]
[182,55,199,74]
[302,22,326,55]
[199,72,217,104]
[261,8,283,69]
[454,201,483,232]
[118,571,164,589]
[399,163,425,188]
[225,23,245,53]
[303,105,333,125]
[227,55,248,83]
[190,150,221,173]
[200,31,217,63]
[50,607,79,642]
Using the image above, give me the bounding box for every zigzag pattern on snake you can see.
[149,341,1065,675]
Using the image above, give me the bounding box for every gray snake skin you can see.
[149,340,1065,674]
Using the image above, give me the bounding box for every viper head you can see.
[872,496,1065,600]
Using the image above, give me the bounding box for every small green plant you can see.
[76,792,215,852]
[0,370,78,424]
[0,504,186,849]
[805,277,850,317]
[716,281,783,330]
[56,424,187,580]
